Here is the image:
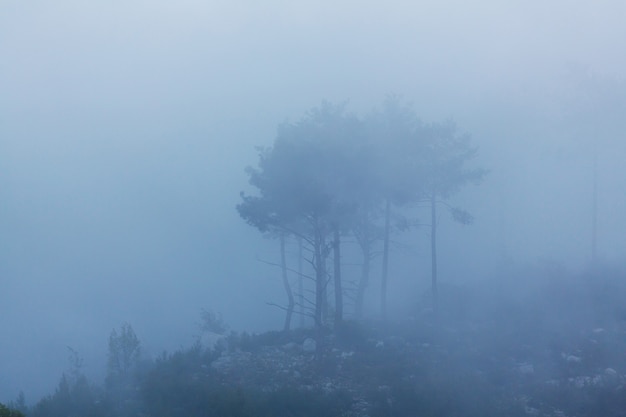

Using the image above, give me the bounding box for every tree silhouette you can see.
[239,99,486,326]
[421,121,486,311]
[238,102,362,327]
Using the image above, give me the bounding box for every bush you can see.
[0,403,24,417]
[140,344,352,417]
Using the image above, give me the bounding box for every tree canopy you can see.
[238,98,486,326]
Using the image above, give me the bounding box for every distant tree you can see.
[31,374,71,417]
[31,346,103,417]
[5,393,26,417]
[296,237,306,327]
[30,372,102,417]
[107,323,141,381]
[365,96,426,318]
[421,121,486,310]
[104,323,142,416]
[563,70,626,265]
[351,204,382,318]
[66,346,84,385]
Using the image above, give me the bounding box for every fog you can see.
[2,0,626,405]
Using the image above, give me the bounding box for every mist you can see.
[2,0,626,406]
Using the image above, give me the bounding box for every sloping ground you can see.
[174,270,626,417]
[29,267,626,417]
[195,316,626,417]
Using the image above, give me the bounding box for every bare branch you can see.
[256,256,315,281]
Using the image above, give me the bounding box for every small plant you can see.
[199,309,229,335]
[0,403,24,417]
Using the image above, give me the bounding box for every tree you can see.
[239,98,486,326]
[351,204,381,318]
[561,69,626,265]
[237,137,330,327]
[421,121,486,311]
[5,393,26,417]
[105,323,142,417]
[30,345,104,417]
[279,233,296,331]
[238,102,363,328]
[107,323,141,380]
[364,96,426,318]
[30,372,102,417]
[0,403,24,417]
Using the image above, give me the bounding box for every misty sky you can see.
[2,0,626,403]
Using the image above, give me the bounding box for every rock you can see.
[569,375,602,388]
[384,336,406,349]
[282,342,298,351]
[322,381,334,393]
[525,405,540,416]
[604,368,619,381]
[211,355,232,371]
[518,363,534,375]
[302,338,317,353]
[562,353,581,363]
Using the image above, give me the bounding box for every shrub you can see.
[0,403,24,417]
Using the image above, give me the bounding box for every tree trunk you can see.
[314,225,325,328]
[280,234,294,331]
[333,225,343,327]
[321,251,329,325]
[297,237,305,328]
[591,142,598,265]
[430,192,438,314]
[356,239,370,318]
[380,198,391,320]
[355,211,371,318]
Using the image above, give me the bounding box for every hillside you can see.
[18,267,626,417]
